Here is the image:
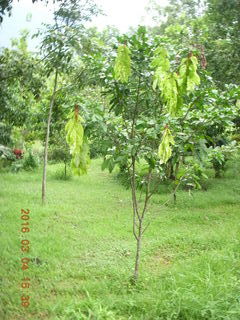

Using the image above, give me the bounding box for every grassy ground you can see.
[0,159,240,320]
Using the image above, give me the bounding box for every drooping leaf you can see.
[152,47,182,115]
[158,127,175,164]
[178,55,200,93]
[151,47,170,90]
[65,111,90,176]
[152,49,200,116]
[114,45,131,83]
[161,73,180,116]
[71,136,90,176]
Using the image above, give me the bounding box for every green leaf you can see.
[101,158,110,171]
[151,47,170,91]
[161,73,180,116]
[158,127,175,164]
[65,111,90,176]
[178,55,200,93]
[151,47,182,115]
[114,45,131,83]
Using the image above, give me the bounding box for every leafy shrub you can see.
[10,160,24,173]
[0,145,15,170]
[9,151,39,173]
[53,164,72,180]
[22,151,39,170]
[0,145,15,161]
[48,145,71,164]
[89,140,103,159]
[208,142,239,178]
[115,163,131,188]
[30,140,44,160]
[179,161,209,190]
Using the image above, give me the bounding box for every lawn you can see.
[0,159,240,320]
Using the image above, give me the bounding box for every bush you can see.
[48,145,71,164]
[30,140,45,160]
[0,145,16,170]
[208,142,239,178]
[89,140,103,159]
[0,145,15,161]
[22,151,39,171]
[9,151,39,173]
[53,164,72,180]
[10,160,24,173]
[179,161,209,191]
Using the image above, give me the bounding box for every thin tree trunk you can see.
[64,160,67,180]
[134,222,142,281]
[131,160,152,282]
[175,160,180,178]
[130,75,143,282]
[42,70,58,205]
[169,161,175,180]
[129,156,141,281]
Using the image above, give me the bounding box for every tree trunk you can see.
[41,70,58,205]
[175,160,180,179]
[133,224,142,282]
[169,161,175,180]
[64,160,67,180]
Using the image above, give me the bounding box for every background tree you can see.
[0,31,45,147]
[38,0,100,204]
[146,0,240,87]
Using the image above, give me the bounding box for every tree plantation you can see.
[0,0,240,319]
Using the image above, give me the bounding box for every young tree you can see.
[101,27,201,281]
[0,31,45,147]
[38,0,100,204]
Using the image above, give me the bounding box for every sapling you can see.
[103,28,201,281]
[40,0,99,204]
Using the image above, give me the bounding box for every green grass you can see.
[0,159,240,320]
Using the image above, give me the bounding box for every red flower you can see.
[13,149,24,159]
